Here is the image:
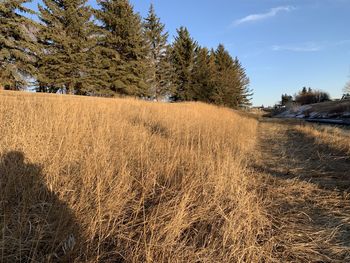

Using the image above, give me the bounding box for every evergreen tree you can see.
[143,4,172,100]
[281,94,293,106]
[170,27,197,101]
[191,47,216,102]
[37,0,100,94]
[301,87,307,94]
[97,0,148,96]
[212,44,251,108]
[211,44,235,106]
[0,0,38,90]
[232,57,252,107]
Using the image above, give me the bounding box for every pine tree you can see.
[97,0,148,96]
[232,57,252,107]
[170,27,197,101]
[212,44,251,108]
[0,0,38,90]
[37,0,101,94]
[281,93,293,106]
[143,4,172,100]
[191,47,216,102]
[212,44,235,106]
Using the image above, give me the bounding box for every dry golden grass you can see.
[295,125,350,155]
[0,91,273,262]
[2,91,349,262]
[255,121,350,262]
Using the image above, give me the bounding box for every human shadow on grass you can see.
[0,151,81,262]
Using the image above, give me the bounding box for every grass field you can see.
[1,91,349,262]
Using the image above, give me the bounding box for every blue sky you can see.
[25,0,350,106]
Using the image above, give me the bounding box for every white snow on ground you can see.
[276,106,350,120]
[277,105,312,118]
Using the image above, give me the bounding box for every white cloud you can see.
[335,39,350,46]
[271,40,350,52]
[272,43,322,52]
[233,6,296,26]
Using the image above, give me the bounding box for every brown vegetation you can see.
[295,125,350,154]
[255,120,350,262]
[1,91,349,262]
[0,91,269,262]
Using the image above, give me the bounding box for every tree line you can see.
[1,0,252,108]
[281,87,330,106]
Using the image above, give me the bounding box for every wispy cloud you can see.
[335,39,350,46]
[272,40,350,52]
[233,6,295,26]
[272,43,322,52]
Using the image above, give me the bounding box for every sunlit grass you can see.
[0,91,272,262]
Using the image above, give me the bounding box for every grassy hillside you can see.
[1,91,349,262]
[0,91,270,262]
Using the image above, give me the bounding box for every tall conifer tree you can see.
[170,27,197,101]
[143,4,171,100]
[191,47,216,102]
[37,0,100,94]
[232,57,252,107]
[212,44,234,106]
[211,44,252,108]
[97,0,148,96]
[0,0,38,90]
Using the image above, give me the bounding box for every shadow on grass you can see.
[0,151,81,262]
[255,122,350,260]
[259,122,350,192]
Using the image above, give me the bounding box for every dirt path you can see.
[255,120,350,262]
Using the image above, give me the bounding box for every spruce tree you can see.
[97,0,148,96]
[0,0,38,90]
[191,47,216,102]
[143,4,172,100]
[37,0,100,94]
[170,27,197,101]
[210,44,252,108]
[232,57,252,107]
[212,44,236,106]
